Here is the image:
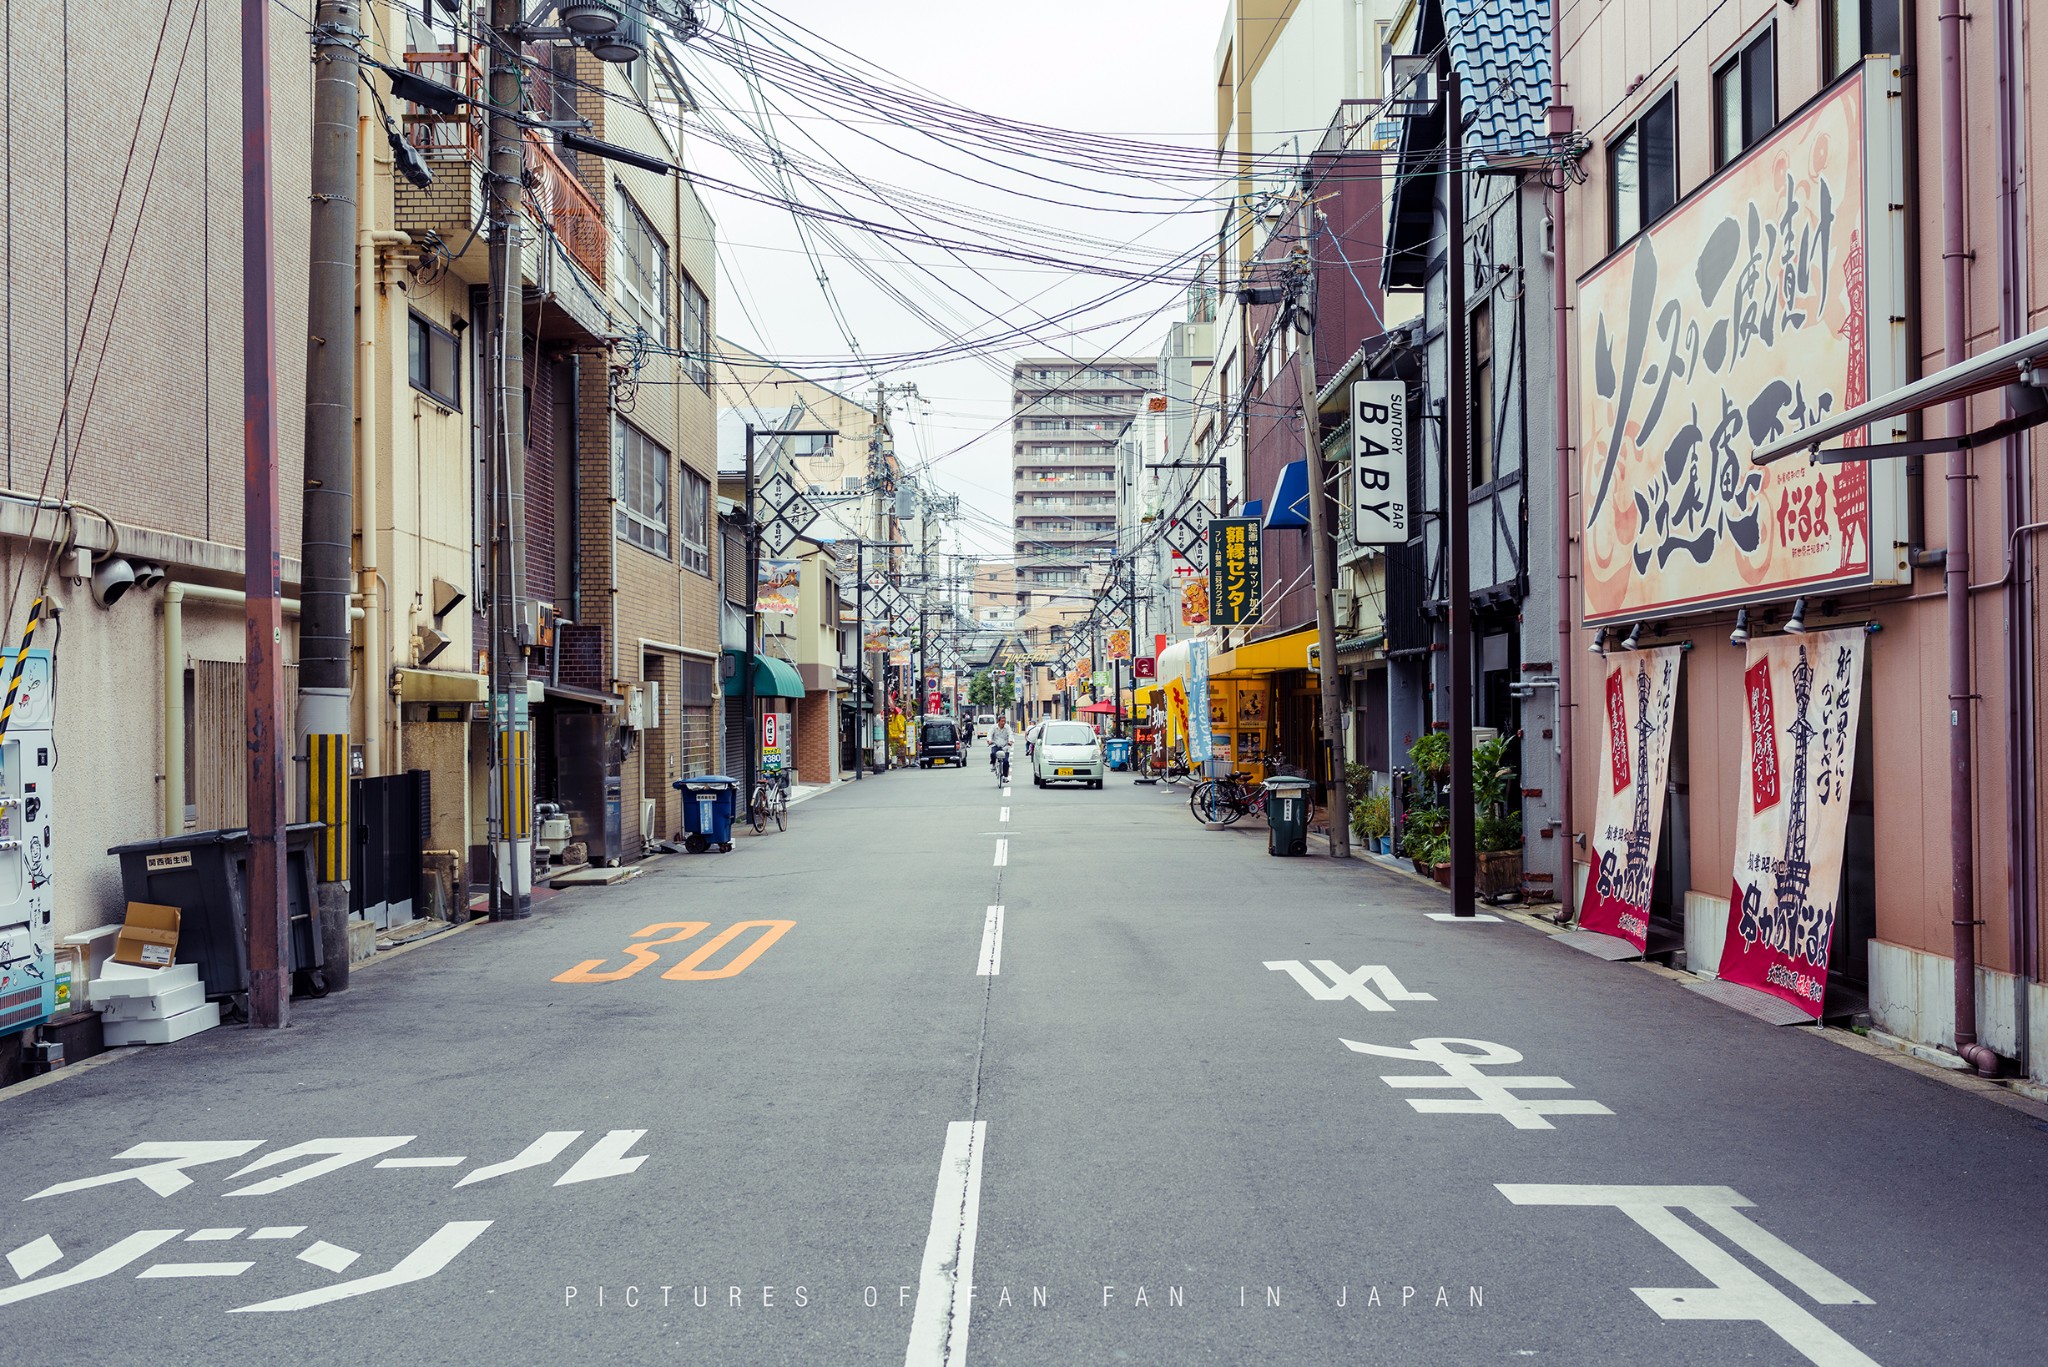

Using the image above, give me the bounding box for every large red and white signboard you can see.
[1578,648,1684,952]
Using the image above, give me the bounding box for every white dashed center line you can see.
[978,906,1004,976]
[993,838,1008,867]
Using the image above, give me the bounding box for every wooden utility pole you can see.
[1294,173,1351,857]
[242,0,289,1026]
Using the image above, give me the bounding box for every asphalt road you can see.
[3,746,2045,1366]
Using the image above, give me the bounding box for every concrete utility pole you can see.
[1442,59,1476,918]
[300,0,361,987]
[242,0,290,1027]
[1293,174,1350,858]
[486,0,532,919]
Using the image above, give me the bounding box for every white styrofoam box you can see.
[87,961,200,1007]
[102,1000,221,1047]
[97,978,208,1023]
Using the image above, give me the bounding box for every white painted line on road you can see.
[993,838,1008,867]
[376,1156,465,1168]
[999,807,1010,822]
[249,1226,305,1240]
[906,1121,987,1367]
[186,1228,246,1242]
[229,1221,493,1313]
[1427,912,1502,922]
[138,1261,256,1278]
[1002,786,1012,798]
[978,907,1004,976]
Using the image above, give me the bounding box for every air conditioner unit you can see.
[624,684,645,731]
[641,680,661,729]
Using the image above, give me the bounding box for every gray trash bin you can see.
[1264,776,1316,856]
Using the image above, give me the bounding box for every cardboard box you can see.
[102,1000,220,1047]
[111,902,181,969]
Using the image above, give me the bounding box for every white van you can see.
[975,714,997,729]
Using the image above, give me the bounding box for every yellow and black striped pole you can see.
[304,732,351,882]
[0,597,45,746]
[497,723,531,839]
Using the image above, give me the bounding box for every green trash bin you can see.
[1264,776,1315,856]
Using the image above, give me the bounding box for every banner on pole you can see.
[1578,647,1684,952]
[1188,639,1213,763]
[1106,628,1131,661]
[1718,627,1867,1018]
[758,560,800,616]
[1181,576,1209,626]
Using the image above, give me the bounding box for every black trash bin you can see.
[1264,776,1315,856]
[107,823,328,1009]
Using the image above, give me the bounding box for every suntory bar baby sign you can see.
[1577,62,1909,625]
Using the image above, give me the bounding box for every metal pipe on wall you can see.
[1549,0,1576,925]
[1937,0,2000,1076]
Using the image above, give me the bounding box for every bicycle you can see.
[1155,744,1193,786]
[993,744,1011,787]
[749,768,789,834]
[1189,771,1267,826]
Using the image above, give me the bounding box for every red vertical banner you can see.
[1578,648,1684,952]
[1719,629,1867,1017]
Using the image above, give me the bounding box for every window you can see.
[612,186,669,342]
[1714,28,1776,168]
[1609,87,1677,248]
[1469,302,1494,487]
[1824,0,1902,81]
[614,416,670,556]
[679,466,710,576]
[678,271,709,387]
[789,433,832,458]
[407,312,460,409]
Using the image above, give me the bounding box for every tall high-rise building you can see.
[1010,356,1161,607]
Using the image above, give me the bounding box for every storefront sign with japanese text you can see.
[1719,628,1866,1018]
[1207,518,1262,627]
[1351,379,1408,544]
[1579,648,1684,952]
[1578,64,1907,625]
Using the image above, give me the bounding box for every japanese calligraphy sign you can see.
[758,559,800,616]
[1207,518,1263,627]
[1719,628,1866,1018]
[1578,63,1908,625]
[1579,648,1684,952]
[1350,379,1409,544]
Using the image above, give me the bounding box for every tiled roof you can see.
[1445,0,1550,151]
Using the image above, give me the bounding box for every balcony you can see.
[1015,474,1117,492]
[397,50,608,288]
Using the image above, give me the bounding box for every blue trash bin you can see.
[675,775,739,852]
[1104,737,1132,771]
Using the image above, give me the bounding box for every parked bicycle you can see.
[1189,771,1267,825]
[749,768,790,834]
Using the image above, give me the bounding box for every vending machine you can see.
[0,648,56,1037]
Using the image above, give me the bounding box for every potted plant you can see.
[1353,793,1391,854]
[1471,734,1524,900]
[1399,805,1446,877]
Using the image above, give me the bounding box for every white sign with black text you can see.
[1350,380,1408,544]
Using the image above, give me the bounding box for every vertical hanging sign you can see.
[1188,639,1214,763]
[1350,379,1409,543]
[1207,518,1263,627]
[1578,648,1684,952]
[1718,628,1867,1017]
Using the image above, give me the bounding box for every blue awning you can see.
[1242,499,1264,518]
[1264,459,1309,529]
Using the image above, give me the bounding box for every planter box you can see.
[1410,857,1432,878]
[1431,862,1452,887]
[1476,849,1523,901]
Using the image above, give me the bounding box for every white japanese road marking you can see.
[249,1226,305,1240]
[453,1132,582,1189]
[0,1231,181,1306]
[554,1130,650,1186]
[993,838,1008,867]
[1497,1185,1877,1366]
[1266,960,1436,1011]
[1426,912,1501,922]
[375,1156,465,1168]
[225,1138,415,1196]
[905,1121,987,1367]
[978,907,1004,977]
[187,1228,246,1241]
[1342,1037,1614,1129]
[138,1261,255,1279]
[6,1235,61,1278]
[229,1221,492,1314]
[298,1241,362,1274]
[28,1141,263,1200]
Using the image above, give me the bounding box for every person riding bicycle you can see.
[988,718,1014,771]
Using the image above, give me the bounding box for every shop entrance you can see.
[1823,680,1877,1020]
[1646,681,1690,960]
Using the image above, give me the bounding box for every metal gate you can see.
[351,771,428,930]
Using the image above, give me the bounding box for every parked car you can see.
[1033,720,1104,789]
[918,715,964,768]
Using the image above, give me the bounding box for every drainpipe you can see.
[1549,0,1577,924]
[1993,0,2034,1074]
[1938,0,2000,1076]
[163,583,363,836]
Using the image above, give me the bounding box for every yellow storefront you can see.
[1205,626,1317,781]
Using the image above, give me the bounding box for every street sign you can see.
[756,473,821,556]
[1351,379,1409,544]
[1134,655,1156,679]
[1207,517,1263,627]
[865,568,888,593]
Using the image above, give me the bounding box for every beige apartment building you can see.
[1011,356,1159,606]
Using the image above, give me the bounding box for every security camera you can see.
[90,556,136,608]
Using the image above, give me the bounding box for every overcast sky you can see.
[673,0,1224,566]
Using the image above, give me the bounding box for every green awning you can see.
[723,649,805,699]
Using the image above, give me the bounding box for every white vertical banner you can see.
[1577,647,1684,952]
[1351,379,1408,544]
